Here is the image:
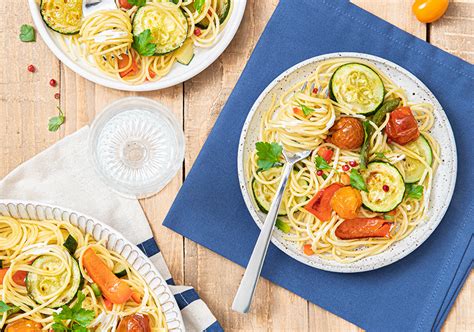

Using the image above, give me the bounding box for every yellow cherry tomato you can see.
[412,0,449,23]
[5,319,42,332]
[330,186,362,219]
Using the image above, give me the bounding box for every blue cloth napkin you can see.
[164,0,474,331]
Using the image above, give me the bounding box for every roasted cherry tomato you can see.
[5,319,42,332]
[412,0,449,23]
[119,0,133,10]
[317,146,334,163]
[0,268,27,286]
[335,218,393,240]
[305,183,344,221]
[385,107,420,145]
[330,186,362,219]
[303,244,314,256]
[117,314,151,332]
[329,117,364,150]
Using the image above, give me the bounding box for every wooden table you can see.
[1,0,472,330]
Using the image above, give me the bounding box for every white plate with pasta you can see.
[238,53,457,273]
[0,200,184,331]
[28,0,246,91]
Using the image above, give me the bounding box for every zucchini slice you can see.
[175,39,194,65]
[63,235,78,255]
[399,135,433,183]
[361,161,405,213]
[132,4,188,55]
[26,255,82,308]
[40,0,83,35]
[112,263,127,278]
[196,0,231,28]
[329,63,385,115]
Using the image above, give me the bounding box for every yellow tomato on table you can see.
[412,0,449,23]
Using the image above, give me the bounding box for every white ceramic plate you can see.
[27,0,246,91]
[238,53,457,273]
[0,200,184,331]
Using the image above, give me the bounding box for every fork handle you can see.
[232,161,294,313]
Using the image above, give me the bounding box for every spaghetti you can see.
[248,58,440,263]
[0,216,168,331]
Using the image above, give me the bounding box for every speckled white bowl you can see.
[238,53,457,273]
[0,200,184,330]
[27,0,246,91]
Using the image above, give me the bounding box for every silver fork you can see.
[83,0,117,17]
[232,149,311,313]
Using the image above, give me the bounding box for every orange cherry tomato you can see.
[5,319,42,332]
[385,107,420,145]
[329,117,364,150]
[0,268,27,286]
[119,0,133,10]
[340,173,351,186]
[412,0,449,23]
[117,314,151,332]
[335,218,393,240]
[317,147,334,163]
[303,244,315,256]
[305,183,344,222]
[330,186,362,219]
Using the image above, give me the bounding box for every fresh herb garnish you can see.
[350,168,368,192]
[0,301,12,313]
[315,156,331,170]
[406,184,423,200]
[275,218,291,233]
[20,24,35,42]
[193,0,205,13]
[48,107,65,132]
[384,214,394,220]
[127,0,146,6]
[298,104,315,116]
[256,142,283,171]
[374,152,388,160]
[52,291,94,332]
[132,29,156,56]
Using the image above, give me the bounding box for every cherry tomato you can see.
[330,186,362,219]
[5,319,42,332]
[118,54,139,78]
[385,107,420,145]
[317,147,334,163]
[335,218,393,240]
[119,0,133,9]
[12,270,27,286]
[305,183,344,222]
[340,173,351,186]
[329,117,364,150]
[412,0,449,23]
[117,314,151,332]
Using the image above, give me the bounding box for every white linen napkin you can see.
[0,126,221,332]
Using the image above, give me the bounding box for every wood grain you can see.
[0,0,472,331]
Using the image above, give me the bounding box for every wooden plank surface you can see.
[0,0,472,331]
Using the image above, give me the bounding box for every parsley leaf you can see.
[193,0,205,13]
[315,156,331,170]
[350,168,368,192]
[298,103,315,116]
[132,29,156,56]
[48,107,65,132]
[20,24,36,42]
[406,184,423,200]
[256,142,282,171]
[127,0,146,6]
[0,301,12,313]
[275,218,291,233]
[53,291,94,331]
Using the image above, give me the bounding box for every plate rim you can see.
[27,0,247,92]
[0,199,185,330]
[237,52,458,273]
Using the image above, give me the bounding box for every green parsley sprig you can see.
[255,142,283,171]
[350,168,368,192]
[52,291,94,332]
[48,107,65,132]
[193,0,205,13]
[405,184,423,200]
[20,24,36,42]
[132,29,156,56]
